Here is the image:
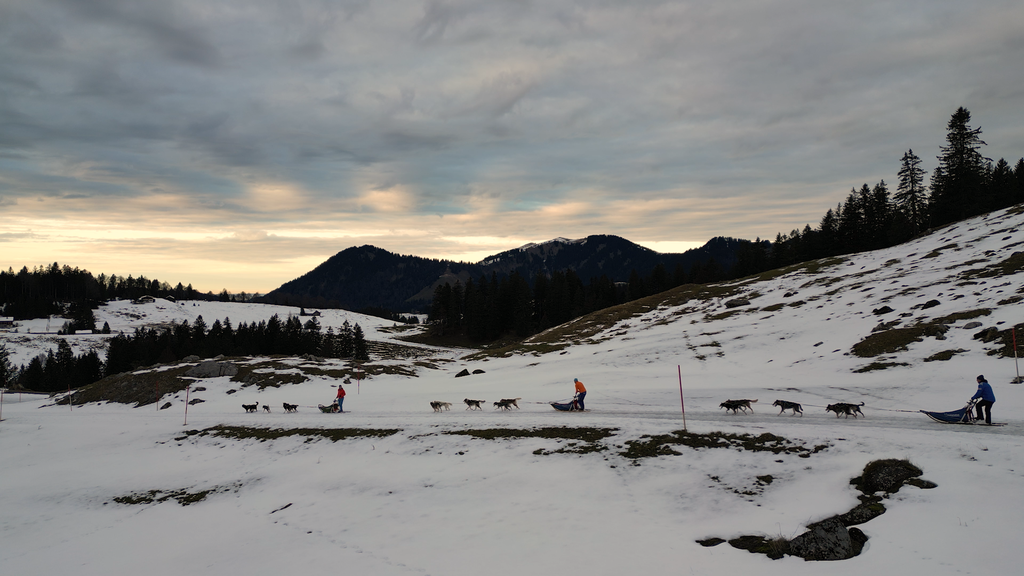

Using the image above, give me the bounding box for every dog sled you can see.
[318,403,339,413]
[550,394,583,412]
[920,400,975,424]
[920,398,1005,426]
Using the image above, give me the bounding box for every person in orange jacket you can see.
[574,378,587,411]
[335,384,346,413]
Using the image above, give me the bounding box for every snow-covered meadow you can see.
[2,206,1023,575]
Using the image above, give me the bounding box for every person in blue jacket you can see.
[971,374,995,424]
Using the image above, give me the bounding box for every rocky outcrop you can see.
[788,518,865,561]
[704,458,935,562]
[185,361,239,378]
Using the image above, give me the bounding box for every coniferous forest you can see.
[0,265,244,322]
[8,314,369,392]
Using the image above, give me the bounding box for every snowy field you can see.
[2,206,1023,575]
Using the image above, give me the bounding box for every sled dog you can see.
[772,399,803,416]
[719,399,758,414]
[825,402,865,418]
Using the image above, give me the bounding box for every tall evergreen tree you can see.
[1015,158,1024,205]
[931,107,987,225]
[352,324,369,361]
[337,320,354,358]
[0,343,15,389]
[895,149,929,234]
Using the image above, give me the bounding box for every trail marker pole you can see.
[1,389,5,422]
[1014,328,1022,384]
[678,365,687,431]
[67,381,73,412]
[183,384,191,426]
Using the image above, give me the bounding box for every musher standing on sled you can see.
[336,384,346,413]
[574,378,587,411]
[972,375,995,424]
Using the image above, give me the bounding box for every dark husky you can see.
[242,403,258,413]
[825,402,865,418]
[719,399,758,414]
[772,399,803,416]
[464,398,485,410]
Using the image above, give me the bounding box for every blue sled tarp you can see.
[551,398,581,411]
[921,405,974,424]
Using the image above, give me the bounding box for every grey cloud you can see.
[180,112,265,167]
[457,72,536,119]
[1,0,1022,259]
[53,0,221,67]
[0,5,65,53]
[412,0,472,44]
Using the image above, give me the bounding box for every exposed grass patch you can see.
[982,323,1024,358]
[232,364,309,388]
[706,309,746,321]
[924,349,967,362]
[177,425,401,443]
[923,243,959,258]
[447,427,616,455]
[727,535,790,560]
[851,324,948,358]
[71,365,194,407]
[932,309,991,324]
[853,308,991,359]
[959,250,1024,279]
[854,361,911,372]
[797,256,846,275]
[620,430,828,460]
[113,483,242,506]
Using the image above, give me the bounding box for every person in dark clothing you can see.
[971,375,995,424]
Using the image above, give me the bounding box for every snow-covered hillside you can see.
[2,206,1022,576]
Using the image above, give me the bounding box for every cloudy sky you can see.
[2,0,1023,293]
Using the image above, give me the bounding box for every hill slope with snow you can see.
[2,206,1023,576]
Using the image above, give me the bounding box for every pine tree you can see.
[931,107,987,225]
[895,149,928,234]
[0,342,15,388]
[866,181,892,250]
[352,324,369,361]
[338,320,354,358]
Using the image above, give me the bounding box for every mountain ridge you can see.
[261,234,748,312]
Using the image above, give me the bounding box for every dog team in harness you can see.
[259,371,1003,423]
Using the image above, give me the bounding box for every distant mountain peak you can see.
[516,237,580,251]
[265,233,745,312]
